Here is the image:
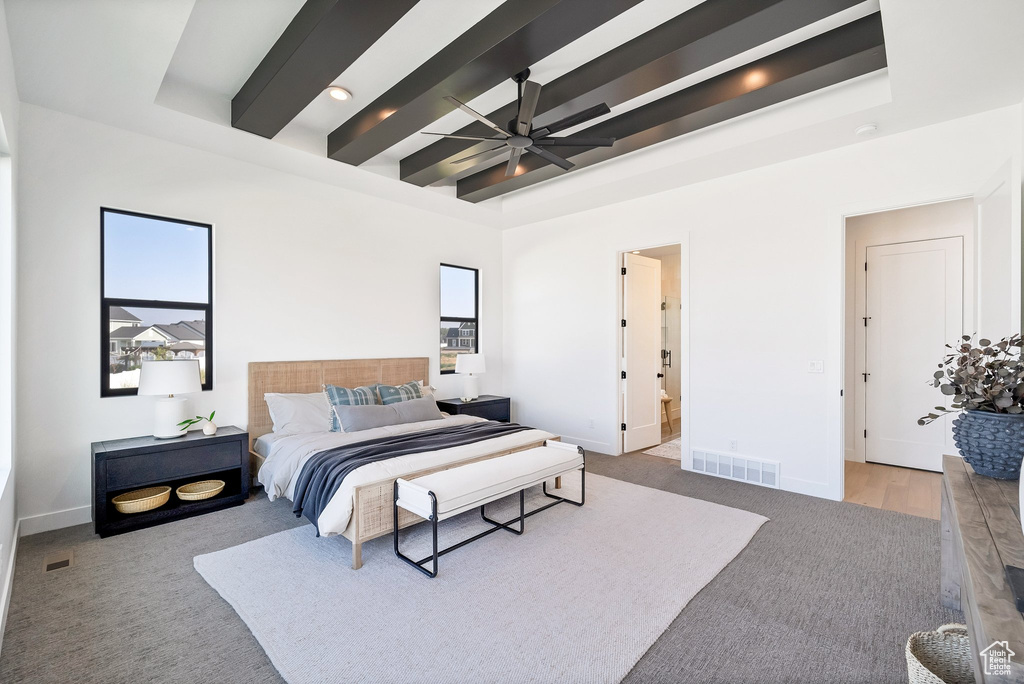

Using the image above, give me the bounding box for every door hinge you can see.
[621,267,626,275]
[864,429,868,438]
[621,319,626,327]
[621,371,626,379]
[862,372,870,382]
[840,389,844,397]
[621,423,626,431]
[864,262,868,271]
[863,316,871,327]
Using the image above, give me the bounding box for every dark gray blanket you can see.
[292,421,533,533]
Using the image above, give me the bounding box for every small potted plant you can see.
[919,334,1024,479]
[178,410,217,436]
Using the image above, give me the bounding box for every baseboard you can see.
[558,435,615,456]
[0,518,19,657]
[19,505,91,537]
[781,476,839,501]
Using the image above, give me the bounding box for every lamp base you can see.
[461,374,480,402]
[153,396,188,439]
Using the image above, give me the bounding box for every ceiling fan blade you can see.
[515,80,542,136]
[526,145,574,171]
[421,132,506,141]
[505,148,524,177]
[444,96,510,137]
[532,103,611,137]
[452,145,510,165]
[532,136,615,147]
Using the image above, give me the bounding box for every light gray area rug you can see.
[195,474,766,684]
[643,438,681,460]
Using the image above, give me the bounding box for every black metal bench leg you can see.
[543,450,586,507]
[480,489,526,535]
[393,481,439,578]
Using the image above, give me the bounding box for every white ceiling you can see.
[4,0,1024,228]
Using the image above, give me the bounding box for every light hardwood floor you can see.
[843,460,942,520]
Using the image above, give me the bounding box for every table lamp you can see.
[454,353,485,402]
[138,360,202,438]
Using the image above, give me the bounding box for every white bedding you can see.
[257,414,554,537]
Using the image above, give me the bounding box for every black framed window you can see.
[439,263,478,374]
[100,208,213,397]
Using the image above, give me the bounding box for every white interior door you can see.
[865,237,963,471]
[623,252,662,452]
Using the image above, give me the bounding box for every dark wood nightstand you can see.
[435,395,511,422]
[91,426,249,538]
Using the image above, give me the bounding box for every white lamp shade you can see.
[455,353,485,375]
[138,360,202,396]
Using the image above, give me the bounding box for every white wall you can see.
[503,105,1022,500]
[0,0,19,649]
[842,199,975,462]
[15,104,502,529]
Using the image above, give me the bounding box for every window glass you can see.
[439,264,478,374]
[103,211,210,303]
[101,208,212,396]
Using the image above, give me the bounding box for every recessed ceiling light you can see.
[327,86,352,101]
[632,250,640,254]
[744,70,767,89]
[855,123,877,136]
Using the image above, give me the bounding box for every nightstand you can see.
[91,426,249,538]
[435,395,511,422]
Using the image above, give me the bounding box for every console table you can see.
[941,454,1024,682]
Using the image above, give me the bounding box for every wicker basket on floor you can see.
[906,624,975,684]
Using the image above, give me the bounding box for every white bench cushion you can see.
[396,443,582,521]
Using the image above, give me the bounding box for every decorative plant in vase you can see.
[178,410,217,436]
[919,334,1024,479]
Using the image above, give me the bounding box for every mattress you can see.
[256,414,554,536]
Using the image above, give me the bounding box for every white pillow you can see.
[416,380,436,398]
[264,392,332,434]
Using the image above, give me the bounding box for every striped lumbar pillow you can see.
[376,381,423,406]
[324,384,380,431]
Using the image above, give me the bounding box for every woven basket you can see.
[111,486,171,514]
[176,480,225,502]
[906,624,975,684]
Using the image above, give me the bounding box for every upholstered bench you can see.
[393,440,585,577]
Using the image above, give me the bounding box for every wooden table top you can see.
[943,454,1024,683]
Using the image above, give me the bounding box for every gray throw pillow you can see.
[332,396,443,432]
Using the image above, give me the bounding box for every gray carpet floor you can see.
[0,451,960,683]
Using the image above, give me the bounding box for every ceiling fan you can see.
[423,69,615,177]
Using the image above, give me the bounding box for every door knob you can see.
[657,373,664,378]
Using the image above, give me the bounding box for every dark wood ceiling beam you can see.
[456,12,886,203]
[326,0,644,167]
[231,0,420,139]
[401,0,866,187]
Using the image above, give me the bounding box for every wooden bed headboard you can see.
[247,357,429,446]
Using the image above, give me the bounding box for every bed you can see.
[248,358,556,569]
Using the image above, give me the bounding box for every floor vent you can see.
[690,450,780,489]
[43,550,74,573]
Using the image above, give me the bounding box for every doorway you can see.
[620,244,682,457]
[842,199,974,516]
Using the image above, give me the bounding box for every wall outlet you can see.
[807,360,824,373]
[729,439,738,452]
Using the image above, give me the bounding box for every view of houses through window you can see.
[107,306,207,389]
[439,264,478,373]
[101,208,212,396]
